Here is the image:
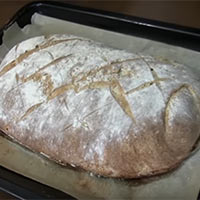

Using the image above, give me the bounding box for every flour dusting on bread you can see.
[0,34,199,178]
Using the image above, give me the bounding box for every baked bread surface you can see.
[0,34,200,178]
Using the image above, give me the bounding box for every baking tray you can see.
[1,1,200,50]
[0,1,200,199]
[0,165,75,199]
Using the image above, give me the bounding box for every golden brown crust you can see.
[0,34,200,179]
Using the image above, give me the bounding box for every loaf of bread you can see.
[0,34,199,178]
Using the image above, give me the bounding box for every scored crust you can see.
[0,34,200,178]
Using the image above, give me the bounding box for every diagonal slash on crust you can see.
[164,84,200,133]
[0,38,86,77]
[16,54,173,123]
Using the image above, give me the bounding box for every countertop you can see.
[0,1,200,199]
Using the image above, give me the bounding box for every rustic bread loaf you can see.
[0,34,199,178]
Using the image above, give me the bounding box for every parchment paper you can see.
[0,13,199,200]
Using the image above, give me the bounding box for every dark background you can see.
[1,1,200,28]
